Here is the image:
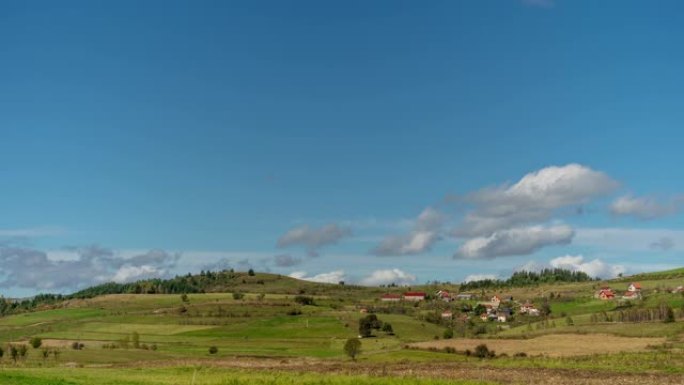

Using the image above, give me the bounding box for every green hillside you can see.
[0,268,684,384]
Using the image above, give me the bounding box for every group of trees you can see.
[0,269,264,317]
[460,268,595,291]
[358,314,393,338]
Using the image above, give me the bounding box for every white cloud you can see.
[371,207,445,256]
[0,246,179,291]
[277,223,351,256]
[454,164,617,237]
[111,265,163,283]
[288,270,346,284]
[463,274,499,283]
[454,225,574,259]
[610,194,682,220]
[359,268,417,286]
[549,255,626,279]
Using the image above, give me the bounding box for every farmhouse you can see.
[436,290,452,302]
[491,295,501,304]
[380,293,401,302]
[519,301,539,315]
[596,287,615,300]
[441,310,453,319]
[622,290,642,300]
[495,307,512,322]
[403,292,426,301]
[627,282,642,292]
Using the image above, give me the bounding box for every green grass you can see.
[0,367,496,385]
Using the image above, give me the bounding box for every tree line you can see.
[459,268,596,291]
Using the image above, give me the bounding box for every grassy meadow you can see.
[1,271,684,384]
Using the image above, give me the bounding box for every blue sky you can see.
[2,0,684,296]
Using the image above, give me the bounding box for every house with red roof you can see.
[403,292,426,301]
[622,290,642,300]
[436,290,452,302]
[627,282,642,292]
[596,287,615,300]
[380,293,402,302]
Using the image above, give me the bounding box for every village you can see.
[368,281,650,327]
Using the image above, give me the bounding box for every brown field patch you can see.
[409,333,664,357]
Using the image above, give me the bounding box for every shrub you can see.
[208,346,218,355]
[248,269,255,276]
[232,292,245,300]
[344,338,361,361]
[443,328,454,339]
[514,352,528,357]
[29,337,42,349]
[294,295,315,306]
[72,342,85,350]
[474,344,495,358]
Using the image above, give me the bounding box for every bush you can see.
[343,338,361,361]
[514,352,528,357]
[232,292,245,300]
[286,308,302,316]
[248,269,255,276]
[71,342,85,350]
[474,344,495,359]
[294,295,315,306]
[29,337,42,349]
[443,328,454,339]
[208,346,218,355]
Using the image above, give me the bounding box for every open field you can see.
[409,333,665,357]
[1,271,684,384]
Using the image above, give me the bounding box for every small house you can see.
[627,282,642,292]
[596,288,615,300]
[403,292,426,301]
[622,290,642,300]
[436,290,452,302]
[380,293,402,302]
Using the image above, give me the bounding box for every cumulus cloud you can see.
[650,237,675,251]
[453,164,617,238]
[549,255,626,279]
[454,225,574,259]
[463,274,499,283]
[277,223,351,256]
[288,270,346,284]
[0,245,179,291]
[610,195,683,220]
[371,207,445,256]
[358,268,417,286]
[273,254,302,267]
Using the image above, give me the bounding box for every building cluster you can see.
[595,282,642,300]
